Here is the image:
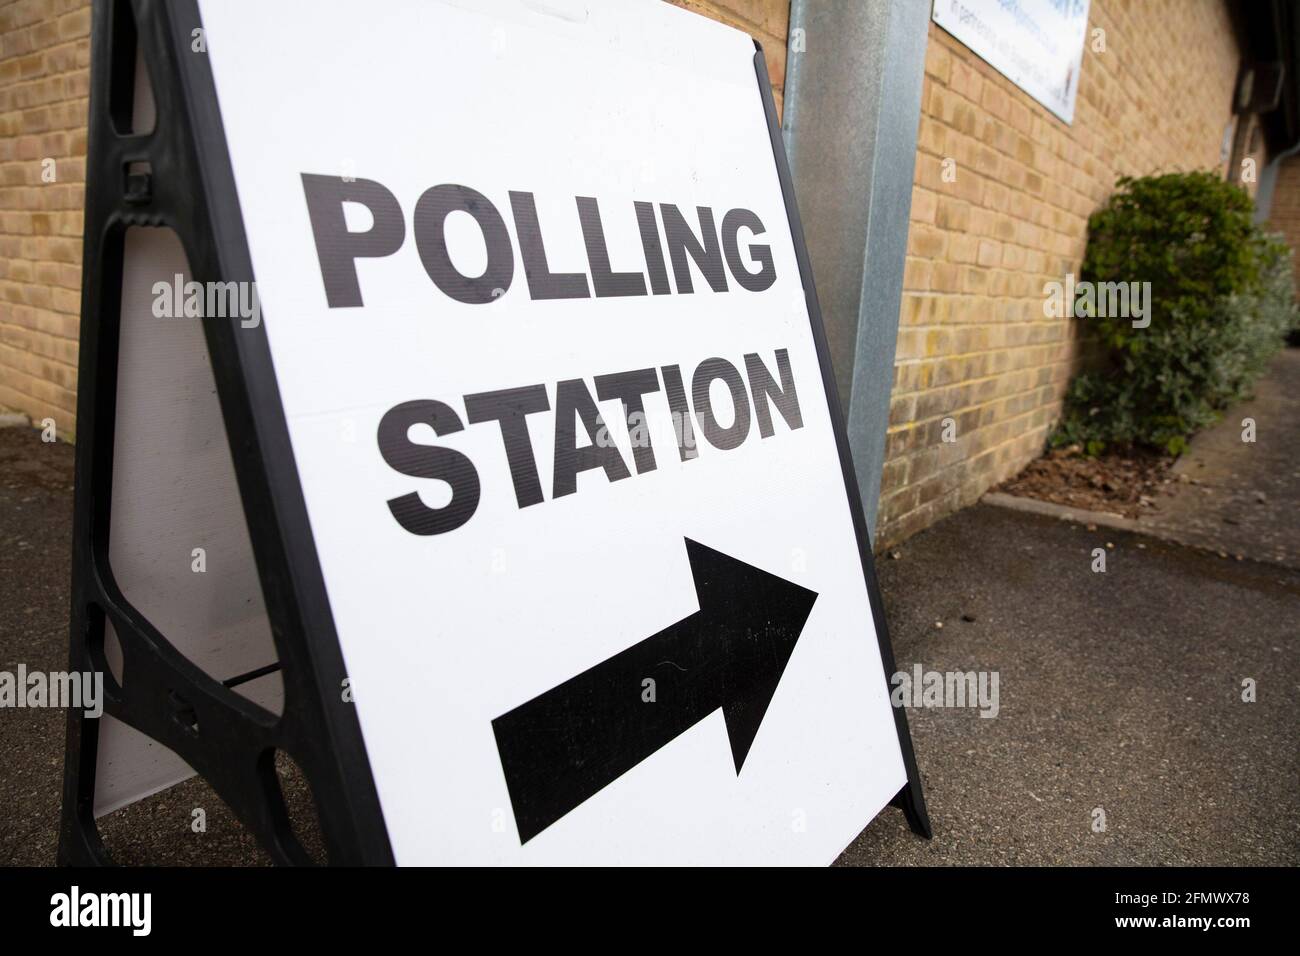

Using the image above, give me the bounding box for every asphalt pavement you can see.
[1,417,1296,865]
[840,502,1298,865]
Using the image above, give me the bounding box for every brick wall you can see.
[1268,154,1300,297]
[877,0,1242,548]
[0,0,90,437]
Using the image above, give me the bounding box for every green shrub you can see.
[1052,171,1298,456]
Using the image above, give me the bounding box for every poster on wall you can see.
[932,0,1091,124]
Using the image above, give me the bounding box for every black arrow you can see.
[491,538,818,844]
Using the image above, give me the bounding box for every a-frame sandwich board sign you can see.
[62,0,930,865]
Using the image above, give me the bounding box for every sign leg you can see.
[891,783,933,839]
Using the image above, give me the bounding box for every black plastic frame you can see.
[59,0,392,866]
[754,43,931,840]
[60,3,926,867]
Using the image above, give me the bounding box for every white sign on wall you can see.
[932,0,1091,123]
[185,0,921,864]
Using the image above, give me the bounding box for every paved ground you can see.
[1138,350,1300,569]
[839,503,1298,865]
[0,424,77,866]
[2,412,1297,865]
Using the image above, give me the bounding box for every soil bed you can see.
[995,444,1173,519]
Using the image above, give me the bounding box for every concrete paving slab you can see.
[1139,349,1300,569]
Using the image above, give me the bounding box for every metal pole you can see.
[782,0,931,538]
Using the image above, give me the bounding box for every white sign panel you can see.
[932,0,1091,123]
[197,0,910,864]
